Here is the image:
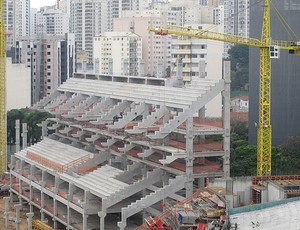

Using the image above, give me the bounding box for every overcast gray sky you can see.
[31,0,56,9]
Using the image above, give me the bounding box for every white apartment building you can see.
[35,9,69,35]
[70,0,110,63]
[4,0,30,50]
[114,10,169,77]
[223,0,249,57]
[170,24,223,117]
[93,32,142,76]
[30,8,38,35]
[6,58,31,111]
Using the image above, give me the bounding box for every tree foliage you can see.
[7,109,53,145]
[230,121,300,176]
[228,45,249,91]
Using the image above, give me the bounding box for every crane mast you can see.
[149,0,300,176]
[258,0,271,176]
[0,0,7,173]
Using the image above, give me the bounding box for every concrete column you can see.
[138,59,145,77]
[53,219,57,230]
[223,61,231,179]
[174,58,183,87]
[15,120,20,152]
[22,123,28,149]
[26,212,34,230]
[198,177,205,188]
[4,197,10,227]
[185,117,194,197]
[41,121,48,139]
[198,60,206,119]
[95,58,100,74]
[108,58,113,75]
[15,204,22,230]
[98,210,107,230]
[123,59,129,76]
[83,214,88,230]
[82,61,87,72]
[156,60,163,78]
[198,59,206,79]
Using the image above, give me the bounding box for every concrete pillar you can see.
[40,210,45,222]
[198,177,205,188]
[174,58,183,88]
[108,58,113,75]
[53,219,57,230]
[22,123,28,149]
[41,121,48,139]
[83,214,88,230]
[156,59,163,78]
[223,61,231,179]
[198,60,206,119]
[95,58,100,74]
[185,117,194,197]
[138,59,145,77]
[26,212,34,230]
[123,59,129,76]
[15,204,22,230]
[4,197,10,228]
[98,210,107,230]
[198,59,206,79]
[82,61,87,72]
[15,120,20,152]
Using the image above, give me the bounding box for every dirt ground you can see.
[0,195,28,230]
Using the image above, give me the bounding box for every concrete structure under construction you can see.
[10,62,231,229]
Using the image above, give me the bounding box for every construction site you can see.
[1,0,300,230]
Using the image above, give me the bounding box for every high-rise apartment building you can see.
[4,0,30,50]
[30,8,38,35]
[35,9,69,35]
[114,10,169,77]
[70,0,110,63]
[249,0,300,145]
[223,0,249,57]
[93,32,142,76]
[14,34,76,104]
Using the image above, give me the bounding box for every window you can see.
[47,52,51,55]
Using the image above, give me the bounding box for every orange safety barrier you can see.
[26,151,90,173]
[252,175,300,185]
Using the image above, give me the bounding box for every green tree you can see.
[228,45,249,91]
[279,136,300,174]
[7,109,53,145]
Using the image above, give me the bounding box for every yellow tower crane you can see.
[149,0,300,176]
[0,0,6,174]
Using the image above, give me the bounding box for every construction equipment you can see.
[148,0,300,176]
[32,220,54,230]
[0,0,6,174]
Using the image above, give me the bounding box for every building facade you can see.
[35,9,69,35]
[6,58,31,111]
[223,0,249,57]
[4,0,30,50]
[249,0,300,145]
[14,34,76,104]
[93,32,142,76]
